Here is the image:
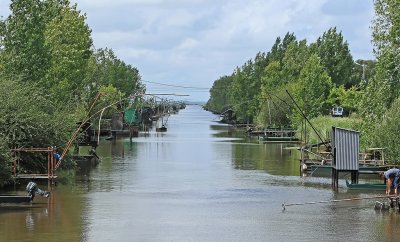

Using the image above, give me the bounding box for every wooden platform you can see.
[0,195,33,203]
[345,180,386,190]
[13,174,57,180]
[305,164,389,174]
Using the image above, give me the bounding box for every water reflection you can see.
[0,185,84,242]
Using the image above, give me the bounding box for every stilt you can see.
[351,171,359,184]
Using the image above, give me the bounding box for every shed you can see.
[332,126,359,171]
[331,126,360,189]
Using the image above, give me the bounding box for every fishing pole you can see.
[282,195,398,211]
[285,90,330,150]
[59,92,102,160]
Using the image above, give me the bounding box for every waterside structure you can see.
[11,147,58,184]
[248,127,300,143]
[299,127,389,189]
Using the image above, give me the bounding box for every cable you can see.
[143,80,210,90]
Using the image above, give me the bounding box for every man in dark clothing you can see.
[381,168,400,195]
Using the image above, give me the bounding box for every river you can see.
[1,105,399,242]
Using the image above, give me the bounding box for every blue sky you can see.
[0,0,375,102]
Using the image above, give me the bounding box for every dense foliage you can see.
[206,30,361,129]
[0,0,145,184]
[359,0,400,162]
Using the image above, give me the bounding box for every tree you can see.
[43,2,93,101]
[261,61,282,94]
[311,27,354,87]
[256,38,310,128]
[372,0,400,58]
[291,54,333,124]
[0,0,50,83]
[229,53,268,123]
[258,61,283,127]
[326,85,360,115]
[87,48,144,97]
[369,0,400,110]
[281,39,310,83]
[206,75,233,113]
[269,32,297,65]
[359,0,400,151]
[229,65,252,123]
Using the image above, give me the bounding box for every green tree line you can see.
[206,28,363,126]
[206,0,400,163]
[0,0,145,186]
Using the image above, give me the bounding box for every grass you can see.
[297,115,362,144]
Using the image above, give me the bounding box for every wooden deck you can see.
[300,147,387,175]
[13,174,57,180]
[249,128,298,143]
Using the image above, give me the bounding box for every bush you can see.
[0,78,77,182]
[371,98,400,163]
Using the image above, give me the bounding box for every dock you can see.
[249,128,299,142]
[14,174,58,180]
[0,195,33,203]
[300,145,387,175]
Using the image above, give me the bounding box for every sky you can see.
[0,0,375,102]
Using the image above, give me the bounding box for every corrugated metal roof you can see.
[332,127,359,171]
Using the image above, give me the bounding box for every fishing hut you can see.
[73,120,99,164]
[124,108,140,138]
[109,109,141,139]
[220,109,235,124]
[331,127,359,189]
[11,147,58,184]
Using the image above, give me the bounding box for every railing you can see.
[11,147,57,182]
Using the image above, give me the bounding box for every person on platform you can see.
[380,168,400,195]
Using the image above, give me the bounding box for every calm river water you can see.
[1,105,400,242]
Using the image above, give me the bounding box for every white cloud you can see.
[117,47,161,61]
[175,38,199,51]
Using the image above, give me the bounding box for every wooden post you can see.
[351,171,359,184]
[12,149,17,177]
[129,125,133,142]
[51,147,55,185]
[48,147,51,180]
[112,131,116,139]
[332,168,339,190]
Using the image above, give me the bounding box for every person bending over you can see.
[380,168,400,195]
